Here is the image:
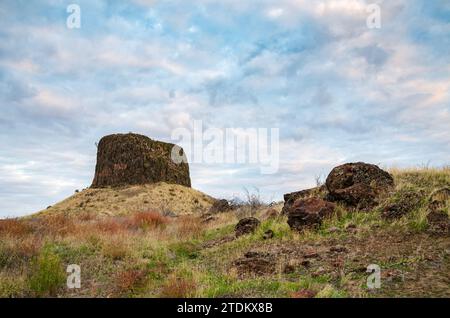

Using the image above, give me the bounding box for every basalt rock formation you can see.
[325,162,394,209]
[91,133,191,188]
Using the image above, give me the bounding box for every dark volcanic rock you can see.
[91,133,191,188]
[281,186,326,215]
[234,251,276,276]
[382,189,425,219]
[209,199,232,214]
[287,197,336,231]
[235,217,261,237]
[428,187,450,213]
[325,162,394,209]
[427,210,450,236]
[262,229,274,240]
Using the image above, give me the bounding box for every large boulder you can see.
[281,186,326,215]
[287,197,336,231]
[325,162,394,209]
[91,133,191,188]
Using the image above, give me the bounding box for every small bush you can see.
[160,275,197,298]
[28,249,65,297]
[0,219,34,236]
[128,211,168,230]
[95,218,123,234]
[102,239,129,261]
[114,269,147,295]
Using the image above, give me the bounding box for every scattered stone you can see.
[312,267,327,277]
[287,198,336,231]
[329,246,348,253]
[429,187,450,212]
[304,251,320,259]
[325,162,394,209]
[300,260,311,267]
[281,186,326,215]
[427,210,450,236]
[326,226,340,234]
[382,189,425,219]
[262,229,274,240]
[91,133,191,188]
[235,217,261,237]
[163,210,177,218]
[283,264,296,274]
[234,251,276,276]
[209,199,232,214]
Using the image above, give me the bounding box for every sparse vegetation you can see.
[0,167,449,298]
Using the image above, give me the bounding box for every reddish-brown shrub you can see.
[38,215,76,236]
[114,269,147,295]
[94,218,123,234]
[0,218,34,236]
[160,276,197,298]
[127,211,168,230]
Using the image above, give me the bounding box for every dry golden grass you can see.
[35,182,215,217]
[1,167,449,298]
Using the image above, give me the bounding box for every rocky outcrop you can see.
[281,186,326,215]
[91,133,191,188]
[235,217,260,237]
[325,162,394,209]
[287,198,336,231]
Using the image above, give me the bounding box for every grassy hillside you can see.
[35,182,215,217]
[0,167,449,298]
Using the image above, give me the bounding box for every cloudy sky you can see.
[0,0,449,217]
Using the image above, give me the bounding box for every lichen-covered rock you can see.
[91,133,191,188]
[235,217,260,237]
[325,162,394,209]
[287,197,336,231]
[281,186,326,215]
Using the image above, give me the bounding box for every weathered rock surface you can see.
[91,133,191,188]
[233,251,276,276]
[325,162,394,209]
[209,199,232,214]
[235,217,260,237]
[281,186,326,215]
[287,198,336,231]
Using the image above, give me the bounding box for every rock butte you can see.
[91,133,191,188]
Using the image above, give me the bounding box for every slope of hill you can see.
[35,182,215,217]
[0,167,449,298]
